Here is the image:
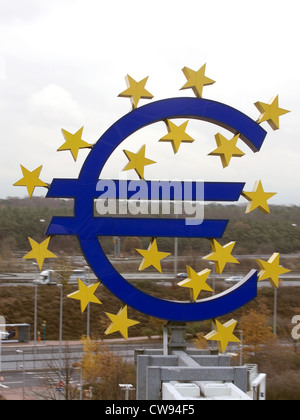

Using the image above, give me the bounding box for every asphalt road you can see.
[0,369,81,390]
[0,340,162,397]
[1,271,300,287]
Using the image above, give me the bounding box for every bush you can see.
[267,370,300,400]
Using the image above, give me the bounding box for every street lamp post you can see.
[119,384,135,401]
[274,287,278,335]
[208,261,216,295]
[42,320,46,344]
[16,350,25,400]
[85,266,91,338]
[57,284,63,378]
[75,367,83,401]
[32,262,39,369]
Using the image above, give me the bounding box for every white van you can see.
[35,269,86,285]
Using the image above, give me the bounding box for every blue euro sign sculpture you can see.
[46,98,267,322]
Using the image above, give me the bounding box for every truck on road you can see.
[35,269,86,285]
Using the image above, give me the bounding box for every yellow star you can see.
[23,237,57,270]
[14,165,48,198]
[205,319,240,353]
[242,180,276,214]
[57,127,93,161]
[209,133,245,168]
[178,267,213,301]
[123,145,156,179]
[159,120,195,154]
[105,306,139,340]
[256,253,291,288]
[203,239,239,274]
[136,238,171,273]
[255,95,290,130]
[118,75,154,109]
[180,64,215,98]
[67,279,102,313]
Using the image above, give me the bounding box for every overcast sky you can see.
[0,0,299,205]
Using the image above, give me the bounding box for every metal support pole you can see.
[87,304,90,338]
[34,279,37,367]
[85,266,91,338]
[16,350,25,400]
[33,262,39,369]
[57,284,63,378]
[174,237,178,286]
[163,326,168,356]
[273,287,278,335]
[42,321,46,344]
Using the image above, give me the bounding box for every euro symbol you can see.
[46,98,267,322]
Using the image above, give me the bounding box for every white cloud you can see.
[27,84,84,126]
[0,0,43,23]
[0,55,5,80]
[0,0,299,203]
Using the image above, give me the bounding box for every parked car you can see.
[224,275,244,284]
[177,273,188,279]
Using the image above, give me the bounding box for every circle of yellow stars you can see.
[14,64,291,348]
